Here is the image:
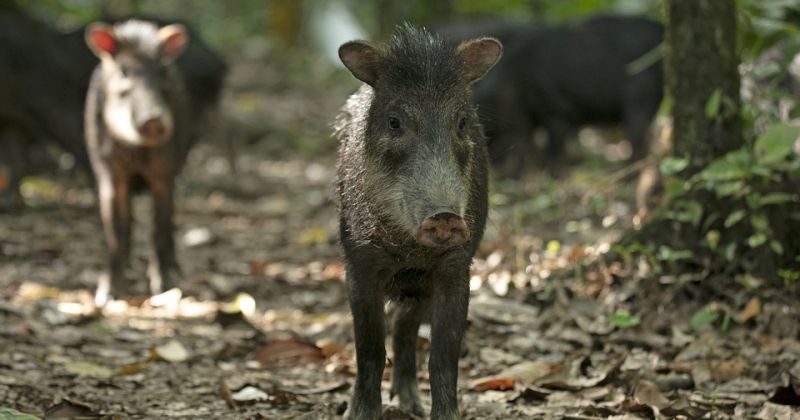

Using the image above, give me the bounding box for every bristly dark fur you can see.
[379,24,462,92]
[335,23,496,419]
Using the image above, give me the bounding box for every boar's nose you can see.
[415,212,470,248]
[138,118,167,139]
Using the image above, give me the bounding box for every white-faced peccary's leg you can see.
[147,174,179,295]
[96,170,131,306]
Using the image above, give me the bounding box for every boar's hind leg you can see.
[429,267,469,420]
[344,265,387,420]
[390,298,430,417]
[147,175,179,295]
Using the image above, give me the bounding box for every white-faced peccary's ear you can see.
[339,41,380,86]
[158,24,189,60]
[85,23,117,59]
[457,37,503,84]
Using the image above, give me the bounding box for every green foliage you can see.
[754,124,800,164]
[690,306,719,330]
[0,407,40,420]
[648,121,800,281]
[737,0,800,59]
[705,88,722,119]
[528,0,661,22]
[608,310,640,328]
[454,0,531,16]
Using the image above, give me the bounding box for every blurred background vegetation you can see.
[15,0,798,57]
[12,0,797,157]
[13,0,800,286]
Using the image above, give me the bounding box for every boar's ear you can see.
[85,23,117,59]
[158,24,189,60]
[339,41,380,86]
[457,37,502,83]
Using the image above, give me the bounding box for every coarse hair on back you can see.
[378,23,462,92]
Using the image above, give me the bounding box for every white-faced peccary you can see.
[335,24,502,420]
[0,3,225,211]
[84,20,190,307]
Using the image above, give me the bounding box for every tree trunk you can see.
[664,0,742,173]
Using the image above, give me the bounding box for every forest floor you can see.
[1,46,800,420]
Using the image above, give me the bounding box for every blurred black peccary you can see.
[0,4,226,210]
[335,25,501,420]
[84,19,191,307]
[0,4,89,209]
[443,15,664,177]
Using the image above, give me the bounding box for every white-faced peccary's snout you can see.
[138,117,168,141]
[415,212,470,248]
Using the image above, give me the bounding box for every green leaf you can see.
[669,200,703,226]
[700,154,748,182]
[750,213,770,233]
[770,240,784,255]
[706,230,720,250]
[660,157,689,176]
[0,408,40,420]
[657,246,693,262]
[724,210,746,228]
[723,242,737,261]
[705,88,722,118]
[720,313,731,332]
[664,178,689,198]
[759,192,796,206]
[608,310,641,329]
[713,181,747,198]
[754,123,800,165]
[748,233,768,248]
[691,307,719,330]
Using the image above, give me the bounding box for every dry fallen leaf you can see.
[62,361,113,379]
[153,339,190,363]
[249,339,325,367]
[738,296,761,323]
[44,399,98,419]
[634,380,669,410]
[471,360,558,390]
[231,385,269,402]
[472,378,516,391]
[117,363,149,376]
[709,358,748,382]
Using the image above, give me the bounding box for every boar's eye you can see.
[388,116,401,132]
[458,117,467,131]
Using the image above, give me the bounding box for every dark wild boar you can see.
[335,24,502,419]
[473,15,664,177]
[84,20,190,306]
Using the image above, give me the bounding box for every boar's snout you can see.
[415,212,470,248]
[138,117,169,144]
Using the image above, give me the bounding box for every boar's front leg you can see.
[429,264,470,420]
[344,261,389,420]
[391,297,430,417]
[96,168,131,306]
[147,170,179,295]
